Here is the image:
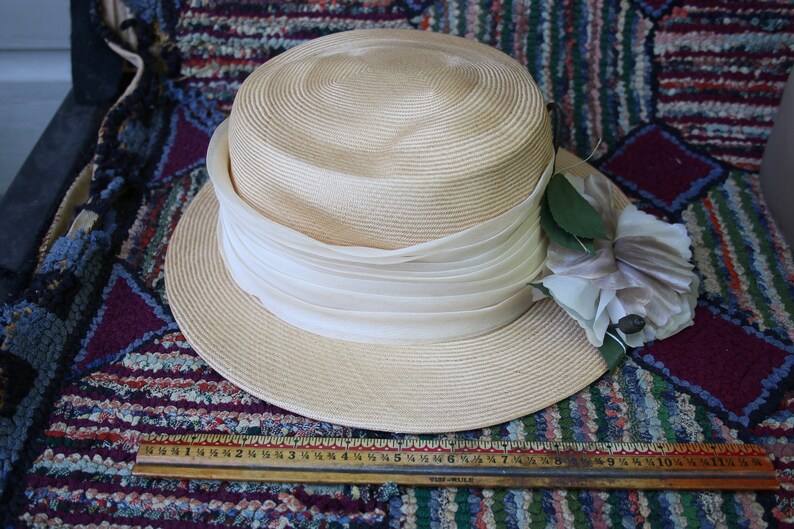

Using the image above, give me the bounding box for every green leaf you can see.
[527,281,550,296]
[546,173,608,240]
[598,331,629,370]
[540,193,596,255]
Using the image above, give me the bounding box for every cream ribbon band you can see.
[208,120,553,344]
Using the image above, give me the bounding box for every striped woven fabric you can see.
[176,0,794,168]
[682,171,794,344]
[176,0,417,112]
[13,293,774,527]
[1,0,793,527]
[176,0,656,157]
[655,1,794,171]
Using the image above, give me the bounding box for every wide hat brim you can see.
[165,149,628,433]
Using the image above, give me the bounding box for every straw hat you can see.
[166,29,630,433]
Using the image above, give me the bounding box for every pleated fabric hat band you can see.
[207,120,554,345]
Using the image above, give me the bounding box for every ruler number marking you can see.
[134,436,777,490]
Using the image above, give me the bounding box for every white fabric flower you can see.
[538,173,699,348]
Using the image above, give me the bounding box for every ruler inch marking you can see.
[134,436,778,491]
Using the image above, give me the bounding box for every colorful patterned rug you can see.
[1,0,793,527]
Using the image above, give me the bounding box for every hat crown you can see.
[228,29,553,249]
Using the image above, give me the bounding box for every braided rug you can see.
[1,0,793,527]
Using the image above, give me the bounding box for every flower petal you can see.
[540,275,600,321]
[593,289,615,344]
[655,274,699,340]
[614,237,695,292]
[583,173,620,238]
[619,265,685,330]
[617,206,693,261]
[538,172,699,352]
[546,240,617,278]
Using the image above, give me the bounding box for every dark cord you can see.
[546,101,563,154]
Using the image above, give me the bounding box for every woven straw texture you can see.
[167,144,615,432]
[229,29,553,248]
[2,0,794,527]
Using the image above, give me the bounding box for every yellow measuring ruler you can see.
[133,434,778,490]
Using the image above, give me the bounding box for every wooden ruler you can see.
[133,434,778,490]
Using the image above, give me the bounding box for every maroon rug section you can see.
[599,124,724,211]
[83,278,167,361]
[643,306,792,418]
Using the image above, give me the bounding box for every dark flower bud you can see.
[617,314,646,334]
